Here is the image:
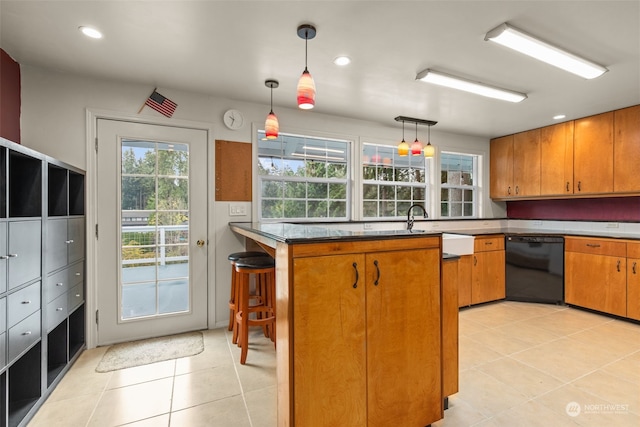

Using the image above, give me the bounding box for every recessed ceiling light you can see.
[79,26,103,39]
[553,114,566,120]
[333,56,351,66]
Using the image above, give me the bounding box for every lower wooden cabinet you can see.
[442,257,459,400]
[471,235,506,305]
[289,238,442,427]
[565,237,627,317]
[457,255,472,307]
[627,242,640,321]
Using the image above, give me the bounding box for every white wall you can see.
[19,65,504,336]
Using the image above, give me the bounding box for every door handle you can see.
[196,239,205,247]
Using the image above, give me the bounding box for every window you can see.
[362,143,431,218]
[257,131,350,221]
[440,152,478,218]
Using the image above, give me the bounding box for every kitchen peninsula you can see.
[230,222,446,427]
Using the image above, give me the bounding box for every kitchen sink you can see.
[442,233,474,255]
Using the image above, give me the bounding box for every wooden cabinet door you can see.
[490,135,513,199]
[458,255,473,307]
[565,251,626,317]
[366,248,442,427]
[513,129,540,197]
[573,112,614,194]
[540,121,574,195]
[442,258,459,398]
[614,105,640,193]
[627,243,640,321]
[293,253,367,426]
[472,250,506,304]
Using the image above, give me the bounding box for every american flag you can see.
[145,89,177,117]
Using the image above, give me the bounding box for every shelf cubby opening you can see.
[68,171,85,216]
[0,148,6,219]
[48,164,68,217]
[8,152,42,218]
[47,320,68,387]
[8,342,41,427]
[69,304,85,359]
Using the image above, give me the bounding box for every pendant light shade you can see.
[424,124,435,158]
[265,79,279,140]
[297,24,317,110]
[411,122,423,156]
[397,120,409,156]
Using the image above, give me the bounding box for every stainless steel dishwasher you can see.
[505,235,564,304]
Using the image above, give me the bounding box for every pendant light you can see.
[424,124,435,158]
[411,122,423,156]
[264,79,279,140]
[297,24,317,110]
[397,120,409,156]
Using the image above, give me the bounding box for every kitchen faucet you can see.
[406,204,428,231]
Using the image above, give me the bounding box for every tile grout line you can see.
[225,329,255,427]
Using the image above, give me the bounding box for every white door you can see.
[96,119,208,345]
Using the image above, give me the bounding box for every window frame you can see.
[439,151,480,219]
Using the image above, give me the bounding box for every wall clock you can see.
[223,109,244,130]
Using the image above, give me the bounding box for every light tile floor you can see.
[29,301,640,426]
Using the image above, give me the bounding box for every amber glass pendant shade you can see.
[397,140,409,156]
[424,142,435,158]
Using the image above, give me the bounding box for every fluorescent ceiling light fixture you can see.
[485,23,608,79]
[79,26,103,39]
[416,69,527,103]
[553,114,566,120]
[302,145,345,154]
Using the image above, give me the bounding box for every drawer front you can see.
[8,220,42,290]
[0,332,5,369]
[68,283,84,313]
[474,235,505,252]
[8,281,41,328]
[565,237,626,257]
[628,242,640,259]
[0,297,5,333]
[8,310,41,363]
[69,261,84,286]
[46,293,68,332]
[46,267,70,303]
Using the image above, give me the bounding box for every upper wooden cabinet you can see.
[540,121,574,196]
[573,111,614,195]
[614,105,640,193]
[489,130,540,199]
[489,135,513,199]
[490,104,639,200]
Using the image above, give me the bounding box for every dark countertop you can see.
[229,222,441,245]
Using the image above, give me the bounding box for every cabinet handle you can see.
[474,256,477,266]
[56,282,64,287]
[515,185,519,195]
[586,244,601,248]
[374,260,380,286]
[566,182,570,192]
[633,262,637,274]
[65,240,74,244]
[56,307,64,312]
[7,254,18,258]
[21,300,31,304]
[75,272,81,276]
[485,241,493,245]
[617,260,621,272]
[352,263,359,289]
[507,186,511,195]
[0,255,8,260]
[75,294,81,298]
[22,331,32,336]
[578,181,582,191]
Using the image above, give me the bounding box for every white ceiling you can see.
[1,0,639,138]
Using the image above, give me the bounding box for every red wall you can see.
[507,197,640,221]
[0,48,21,144]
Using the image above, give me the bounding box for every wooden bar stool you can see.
[234,256,276,365]
[227,251,270,333]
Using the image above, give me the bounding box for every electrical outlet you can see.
[363,223,373,230]
[431,223,440,228]
[533,220,543,226]
[606,222,619,228]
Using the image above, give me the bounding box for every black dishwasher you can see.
[505,235,564,304]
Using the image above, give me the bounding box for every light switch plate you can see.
[229,204,247,216]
